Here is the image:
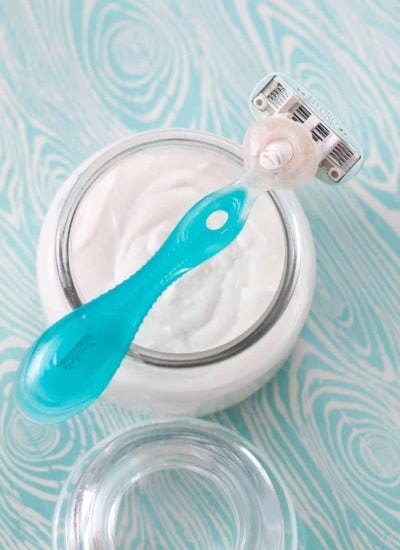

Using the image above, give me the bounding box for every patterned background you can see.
[0,1,399,548]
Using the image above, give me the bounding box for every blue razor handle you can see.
[17,179,256,423]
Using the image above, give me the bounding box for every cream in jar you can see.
[69,147,286,353]
[37,131,315,416]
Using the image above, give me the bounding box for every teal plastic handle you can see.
[17,180,256,423]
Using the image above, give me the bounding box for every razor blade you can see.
[249,72,363,184]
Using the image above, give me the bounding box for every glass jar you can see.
[37,129,315,416]
[53,419,297,549]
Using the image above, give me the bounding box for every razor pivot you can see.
[249,72,363,184]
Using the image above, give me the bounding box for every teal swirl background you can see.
[0,1,399,548]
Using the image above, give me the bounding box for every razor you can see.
[249,72,363,184]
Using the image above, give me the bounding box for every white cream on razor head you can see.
[244,114,321,189]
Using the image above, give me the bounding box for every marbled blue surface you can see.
[0,1,399,548]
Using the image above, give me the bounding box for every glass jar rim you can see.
[53,418,297,550]
[55,129,301,368]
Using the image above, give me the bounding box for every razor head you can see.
[249,73,364,184]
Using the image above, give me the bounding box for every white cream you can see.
[37,131,316,416]
[69,146,286,353]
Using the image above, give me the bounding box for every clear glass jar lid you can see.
[53,419,296,549]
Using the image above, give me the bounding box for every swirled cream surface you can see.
[70,146,286,353]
